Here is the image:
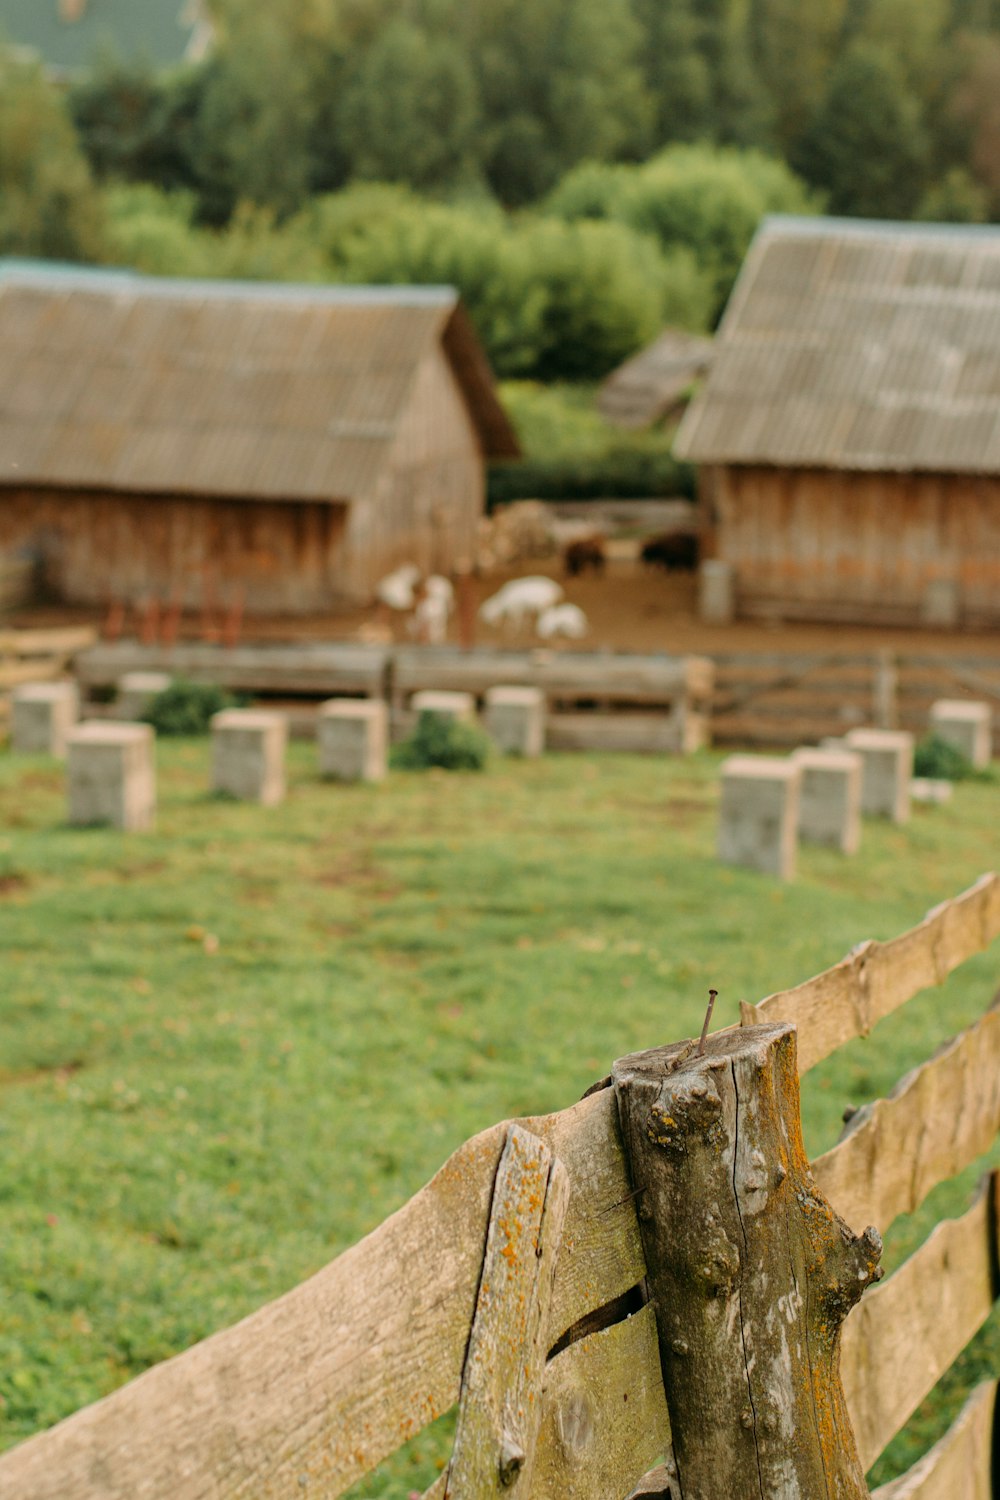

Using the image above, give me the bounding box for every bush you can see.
[142,679,241,737]
[302,184,708,380]
[390,711,490,771]
[913,733,976,782]
[547,145,817,322]
[490,380,697,503]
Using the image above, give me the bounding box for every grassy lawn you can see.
[1,739,998,1494]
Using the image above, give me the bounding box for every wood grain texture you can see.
[614,1024,880,1500]
[426,1308,670,1500]
[444,1127,568,1497]
[869,1381,997,1500]
[741,873,1000,1074]
[813,997,1000,1235]
[532,1305,669,1500]
[841,1177,999,1473]
[0,1089,643,1500]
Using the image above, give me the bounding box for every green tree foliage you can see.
[748,0,849,149]
[549,145,816,321]
[69,53,203,194]
[458,0,652,203]
[0,48,105,260]
[791,44,930,217]
[302,183,708,379]
[191,0,333,221]
[337,20,479,191]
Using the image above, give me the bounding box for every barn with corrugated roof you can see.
[0,263,518,615]
[674,217,1000,627]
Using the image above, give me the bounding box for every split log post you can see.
[613,1022,883,1500]
[443,1125,569,1498]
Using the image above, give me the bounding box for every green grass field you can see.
[2,740,998,1494]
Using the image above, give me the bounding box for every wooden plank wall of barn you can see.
[346,346,484,588]
[716,465,1000,626]
[0,489,350,616]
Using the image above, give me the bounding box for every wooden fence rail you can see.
[2,875,999,1497]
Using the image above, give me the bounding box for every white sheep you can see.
[376,564,420,612]
[536,602,588,640]
[424,575,455,607]
[479,576,564,631]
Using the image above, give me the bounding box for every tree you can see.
[337,20,479,191]
[191,0,334,221]
[0,46,104,261]
[791,44,930,217]
[69,52,204,194]
[748,0,849,149]
[631,0,712,145]
[461,0,652,204]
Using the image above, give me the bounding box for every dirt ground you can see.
[14,555,1000,659]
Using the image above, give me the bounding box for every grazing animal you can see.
[412,575,455,644]
[376,563,421,610]
[563,534,606,577]
[640,531,699,572]
[536,602,588,640]
[480,576,564,631]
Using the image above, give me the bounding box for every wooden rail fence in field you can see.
[2,874,1000,1497]
[712,649,1000,751]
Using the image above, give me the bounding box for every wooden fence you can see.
[3,873,999,1496]
[712,649,1000,751]
[0,626,96,732]
[75,642,714,754]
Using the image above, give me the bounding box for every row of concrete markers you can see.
[718,701,993,879]
[8,680,549,830]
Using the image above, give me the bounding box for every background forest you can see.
[5,0,1000,490]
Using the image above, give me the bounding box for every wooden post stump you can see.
[613,1022,882,1500]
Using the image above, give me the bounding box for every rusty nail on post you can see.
[696,989,719,1056]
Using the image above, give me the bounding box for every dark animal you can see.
[563,534,606,577]
[640,531,699,572]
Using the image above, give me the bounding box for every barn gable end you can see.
[675,218,1000,627]
[0,265,517,613]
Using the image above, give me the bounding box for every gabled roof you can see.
[0,263,519,502]
[674,216,1000,475]
[598,328,713,430]
[0,0,212,71]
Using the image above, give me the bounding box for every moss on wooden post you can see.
[613,1022,882,1499]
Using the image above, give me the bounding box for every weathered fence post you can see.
[613,1022,882,1499]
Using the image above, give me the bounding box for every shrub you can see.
[142,679,241,737]
[390,711,490,771]
[913,733,974,782]
[303,184,709,379]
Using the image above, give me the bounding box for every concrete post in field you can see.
[792,746,862,854]
[929,699,992,769]
[211,709,286,805]
[317,698,388,782]
[613,1024,882,1500]
[484,686,545,757]
[117,671,171,720]
[11,681,78,757]
[698,559,734,624]
[67,722,155,831]
[846,728,913,822]
[717,754,800,879]
[411,690,477,724]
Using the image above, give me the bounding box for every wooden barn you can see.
[674,217,1000,627]
[0,263,519,616]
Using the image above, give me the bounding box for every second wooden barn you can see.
[0,263,518,616]
[674,217,1000,627]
